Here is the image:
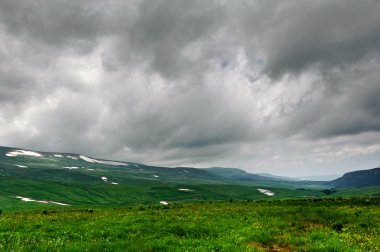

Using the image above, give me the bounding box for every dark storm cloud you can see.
[0,67,31,104]
[0,0,380,175]
[274,55,380,140]
[0,0,105,52]
[245,0,380,78]
[113,0,226,78]
[110,84,255,150]
[311,68,380,138]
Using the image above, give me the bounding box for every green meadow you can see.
[1,197,379,251]
[1,147,380,251]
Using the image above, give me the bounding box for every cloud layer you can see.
[1,0,380,176]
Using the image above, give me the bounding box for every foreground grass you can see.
[1,197,379,251]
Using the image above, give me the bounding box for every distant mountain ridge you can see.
[1,145,380,211]
[1,145,379,189]
[329,167,380,188]
[205,168,298,182]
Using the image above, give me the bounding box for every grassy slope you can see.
[2,174,345,211]
[0,198,379,251]
[1,146,380,212]
[1,146,380,251]
[0,146,338,211]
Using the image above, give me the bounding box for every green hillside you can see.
[1,146,380,212]
[329,167,380,188]
[1,146,380,251]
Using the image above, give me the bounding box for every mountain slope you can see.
[204,167,249,178]
[0,146,326,209]
[329,167,380,188]
[1,145,379,210]
[205,168,296,182]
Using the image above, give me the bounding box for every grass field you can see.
[1,147,380,251]
[1,197,379,251]
[0,176,332,211]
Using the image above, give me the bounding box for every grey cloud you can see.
[0,68,32,104]
[256,0,380,78]
[17,90,105,154]
[0,0,380,176]
[276,58,380,139]
[115,0,226,78]
[0,0,106,53]
[99,81,257,154]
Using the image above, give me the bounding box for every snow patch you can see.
[54,154,63,158]
[100,176,119,184]
[153,175,159,178]
[15,164,28,168]
[178,188,193,192]
[16,196,69,206]
[79,155,129,166]
[79,155,96,163]
[63,166,79,170]
[86,168,95,171]
[99,160,129,166]
[257,188,275,196]
[49,201,69,206]
[16,196,37,202]
[160,201,169,205]
[67,155,78,160]
[6,150,42,157]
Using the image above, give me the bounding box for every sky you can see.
[0,0,380,177]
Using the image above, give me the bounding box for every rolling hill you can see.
[0,145,379,211]
[329,167,380,188]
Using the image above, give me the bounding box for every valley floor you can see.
[1,197,379,251]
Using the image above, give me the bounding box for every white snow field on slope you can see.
[257,188,276,196]
[16,196,69,206]
[15,164,28,168]
[178,188,193,192]
[5,150,128,167]
[63,166,79,170]
[6,150,42,157]
[100,176,119,185]
[79,155,129,166]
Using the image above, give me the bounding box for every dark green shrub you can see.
[359,223,368,228]
[321,188,337,195]
[138,205,145,211]
[332,222,343,232]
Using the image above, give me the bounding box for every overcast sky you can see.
[1,0,380,176]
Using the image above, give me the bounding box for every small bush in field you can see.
[332,222,343,232]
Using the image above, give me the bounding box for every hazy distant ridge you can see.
[329,167,380,188]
